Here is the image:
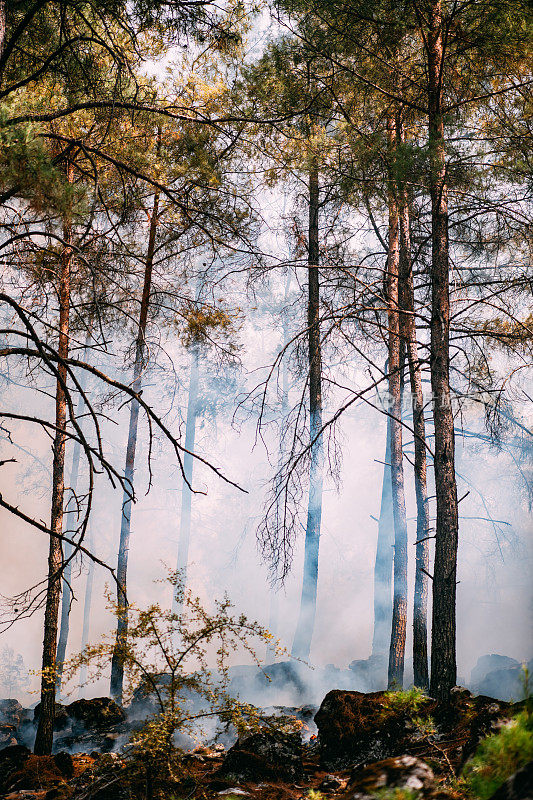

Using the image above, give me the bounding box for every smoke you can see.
[0,279,531,714]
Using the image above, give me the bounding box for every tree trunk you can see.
[172,340,200,614]
[78,520,94,696]
[110,190,160,703]
[34,162,74,755]
[56,330,92,696]
[396,117,431,690]
[427,0,460,701]
[0,2,5,65]
[292,163,323,662]
[386,119,408,689]
[267,275,291,662]
[371,412,394,670]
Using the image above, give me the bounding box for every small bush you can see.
[462,710,533,799]
[375,789,421,800]
[381,686,428,717]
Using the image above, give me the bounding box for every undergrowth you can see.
[381,686,429,718]
[461,668,533,799]
[461,709,533,799]
[375,789,421,800]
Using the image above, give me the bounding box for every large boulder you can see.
[227,662,310,707]
[471,655,520,687]
[0,750,66,793]
[348,655,388,692]
[314,690,432,768]
[65,698,125,729]
[217,729,303,782]
[473,659,533,703]
[314,688,517,771]
[0,699,32,727]
[0,744,31,793]
[347,755,434,797]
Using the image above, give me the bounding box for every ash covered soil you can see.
[1,686,532,800]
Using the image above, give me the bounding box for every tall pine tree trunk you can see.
[427,0,459,700]
[397,156,431,690]
[371,413,394,669]
[386,119,408,689]
[34,162,74,755]
[172,341,200,613]
[78,519,94,696]
[56,330,91,696]
[292,163,323,661]
[110,190,160,702]
[0,2,5,65]
[267,275,291,662]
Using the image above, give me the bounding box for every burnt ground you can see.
[0,689,528,800]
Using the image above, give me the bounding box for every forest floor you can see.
[0,688,531,800]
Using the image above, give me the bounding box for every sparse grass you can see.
[375,789,422,800]
[412,714,437,739]
[461,709,533,799]
[381,686,429,718]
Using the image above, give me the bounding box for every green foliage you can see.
[66,574,283,789]
[461,709,533,799]
[381,686,428,717]
[179,301,242,349]
[411,715,437,739]
[0,110,83,214]
[375,790,421,800]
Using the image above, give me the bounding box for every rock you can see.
[348,655,388,692]
[0,700,31,727]
[0,745,31,794]
[65,698,125,729]
[474,660,533,703]
[315,690,431,769]
[471,655,520,687]
[2,754,65,792]
[488,759,533,800]
[217,729,303,782]
[315,688,518,773]
[0,722,19,747]
[228,662,310,707]
[45,783,72,800]
[348,755,434,795]
[53,752,74,779]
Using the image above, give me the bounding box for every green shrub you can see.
[375,789,421,800]
[381,686,428,717]
[462,710,533,799]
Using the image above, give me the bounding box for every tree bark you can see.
[110,189,160,702]
[386,118,408,689]
[172,340,199,614]
[78,520,94,696]
[427,0,460,701]
[292,162,323,661]
[397,165,431,691]
[34,161,74,755]
[55,330,92,696]
[0,2,5,67]
[267,272,291,662]
[371,412,394,669]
